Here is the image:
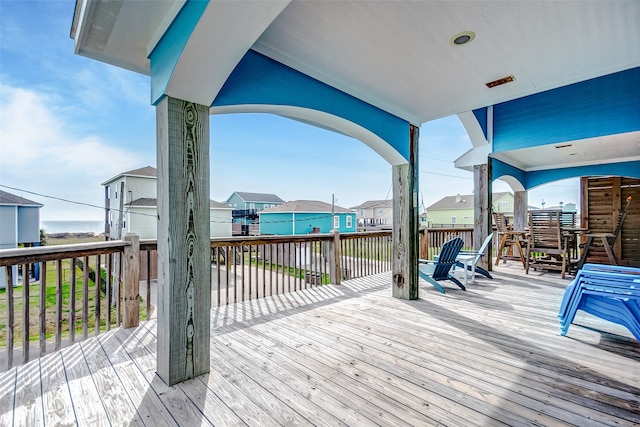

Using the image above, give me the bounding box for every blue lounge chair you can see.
[419,237,465,293]
[455,232,494,280]
[558,264,640,341]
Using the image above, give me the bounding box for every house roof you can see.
[230,192,284,204]
[101,166,157,185]
[0,190,43,207]
[427,192,511,211]
[351,199,393,210]
[126,198,231,209]
[260,200,351,214]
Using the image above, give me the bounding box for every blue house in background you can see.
[259,200,356,235]
[0,190,43,288]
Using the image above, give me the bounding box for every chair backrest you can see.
[475,233,494,260]
[432,237,464,279]
[559,212,576,228]
[529,210,562,250]
[493,212,510,233]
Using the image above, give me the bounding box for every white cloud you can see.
[0,84,143,219]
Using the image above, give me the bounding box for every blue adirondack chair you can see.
[455,232,494,280]
[419,237,465,293]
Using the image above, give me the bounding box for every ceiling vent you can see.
[486,75,515,88]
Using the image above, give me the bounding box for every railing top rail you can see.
[210,234,335,247]
[340,231,392,239]
[0,240,129,266]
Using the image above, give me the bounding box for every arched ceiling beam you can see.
[211,50,410,165]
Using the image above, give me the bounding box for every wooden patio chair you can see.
[419,237,465,293]
[525,210,574,279]
[493,212,526,266]
[455,232,494,281]
[577,197,632,269]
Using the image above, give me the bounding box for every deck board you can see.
[1,263,639,426]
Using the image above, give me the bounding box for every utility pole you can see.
[332,193,335,228]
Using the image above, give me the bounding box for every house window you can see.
[499,201,509,208]
[451,216,457,224]
[250,203,255,210]
[115,191,118,199]
[346,216,353,228]
[378,209,383,215]
[333,216,340,229]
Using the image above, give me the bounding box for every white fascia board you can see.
[454,145,491,171]
[166,0,291,107]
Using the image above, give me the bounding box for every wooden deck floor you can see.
[1,264,639,426]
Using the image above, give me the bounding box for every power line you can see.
[0,184,358,226]
[419,171,473,180]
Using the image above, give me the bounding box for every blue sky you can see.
[0,1,579,221]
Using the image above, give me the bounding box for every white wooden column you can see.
[513,191,528,231]
[392,124,419,300]
[474,163,491,270]
[156,96,211,386]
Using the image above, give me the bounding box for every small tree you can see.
[40,228,47,246]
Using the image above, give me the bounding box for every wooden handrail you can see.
[0,240,129,266]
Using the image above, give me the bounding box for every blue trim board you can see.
[491,158,525,188]
[526,161,640,189]
[492,67,640,152]
[472,107,488,141]
[213,50,411,161]
[149,0,210,105]
[492,157,640,190]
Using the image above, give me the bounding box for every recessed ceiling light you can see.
[450,31,475,46]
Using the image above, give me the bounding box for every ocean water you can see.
[40,220,104,234]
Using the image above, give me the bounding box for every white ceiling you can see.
[72,0,640,171]
[252,1,640,124]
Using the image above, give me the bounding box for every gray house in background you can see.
[225,191,285,235]
[0,190,43,288]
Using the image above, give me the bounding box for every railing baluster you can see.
[105,254,111,332]
[232,246,237,304]
[22,263,29,364]
[82,256,89,340]
[39,262,47,357]
[70,257,76,342]
[95,254,101,336]
[146,250,151,319]
[6,266,14,370]
[215,248,221,307]
[262,244,266,298]
[116,252,121,327]
[275,244,279,295]
[241,245,245,302]
[225,247,230,305]
[56,259,63,351]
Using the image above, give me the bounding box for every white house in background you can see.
[0,190,43,288]
[102,166,232,239]
[350,199,393,228]
[125,198,232,239]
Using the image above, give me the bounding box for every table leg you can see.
[601,236,618,265]
[577,236,593,270]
